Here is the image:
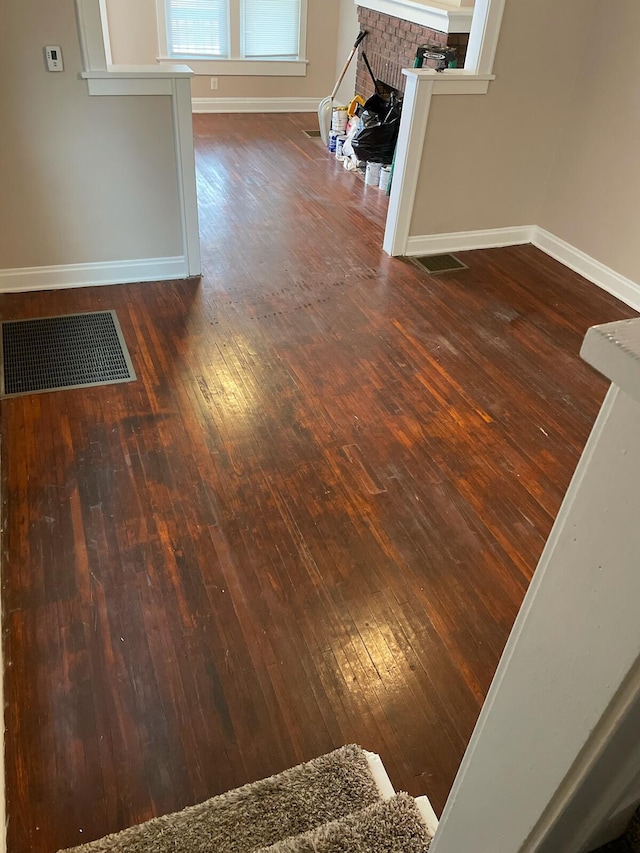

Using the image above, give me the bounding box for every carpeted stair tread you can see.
[60,745,381,853]
[257,793,432,853]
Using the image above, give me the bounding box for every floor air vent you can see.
[1,310,136,397]
[413,254,468,274]
[303,129,322,138]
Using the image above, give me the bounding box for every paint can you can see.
[335,135,348,159]
[331,106,348,133]
[379,165,392,192]
[328,130,339,153]
[365,161,382,186]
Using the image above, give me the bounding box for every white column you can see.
[383,71,434,257]
[464,0,507,73]
[74,0,108,71]
[172,78,202,277]
[430,317,640,853]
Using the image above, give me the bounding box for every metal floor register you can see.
[1,310,136,397]
[412,254,468,274]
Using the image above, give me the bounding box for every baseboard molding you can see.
[415,796,439,838]
[405,226,534,257]
[532,227,640,313]
[405,225,640,313]
[0,256,188,293]
[364,751,396,801]
[192,97,321,114]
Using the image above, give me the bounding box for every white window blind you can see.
[242,0,301,59]
[167,0,229,57]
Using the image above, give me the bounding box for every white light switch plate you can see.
[45,46,64,72]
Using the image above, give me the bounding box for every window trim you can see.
[155,0,308,76]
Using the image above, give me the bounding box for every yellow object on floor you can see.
[348,95,365,118]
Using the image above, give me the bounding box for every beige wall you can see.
[105,0,342,99]
[335,0,360,105]
[104,0,160,66]
[409,0,596,237]
[539,0,640,284]
[0,0,182,270]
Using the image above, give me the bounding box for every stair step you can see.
[364,750,396,799]
[59,744,382,853]
[60,745,440,853]
[257,793,434,852]
[365,750,440,838]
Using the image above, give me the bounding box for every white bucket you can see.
[331,106,348,133]
[379,165,392,192]
[365,161,382,187]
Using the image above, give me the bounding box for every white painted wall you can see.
[334,0,360,105]
[562,748,640,851]
[0,0,183,272]
[593,776,640,850]
[408,0,594,240]
[539,0,640,287]
[528,662,640,852]
[401,0,640,293]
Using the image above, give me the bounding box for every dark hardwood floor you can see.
[1,113,635,852]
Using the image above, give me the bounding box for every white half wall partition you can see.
[383,67,495,256]
[75,0,201,282]
[0,0,202,292]
[382,0,505,256]
[79,67,201,281]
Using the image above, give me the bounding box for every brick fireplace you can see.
[355,6,469,99]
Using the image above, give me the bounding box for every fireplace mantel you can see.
[355,0,474,34]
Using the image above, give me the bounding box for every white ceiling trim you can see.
[355,0,474,34]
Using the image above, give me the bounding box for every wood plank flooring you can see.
[1,113,636,852]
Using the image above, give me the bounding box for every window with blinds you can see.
[242,0,301,59]
[168,0,229,57]
[165,0,302,61]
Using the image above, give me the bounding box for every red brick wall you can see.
[354,7,469,100]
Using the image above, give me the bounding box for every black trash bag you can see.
[352,93,402,163]
[360,93,388,125]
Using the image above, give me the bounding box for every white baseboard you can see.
[405,225,640,313]
[364,751,396,800]
[192,96,321,114]
[0,256,188,293]
[532,227,640,313]
[405,226,534,257]
[415,795,439,838]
